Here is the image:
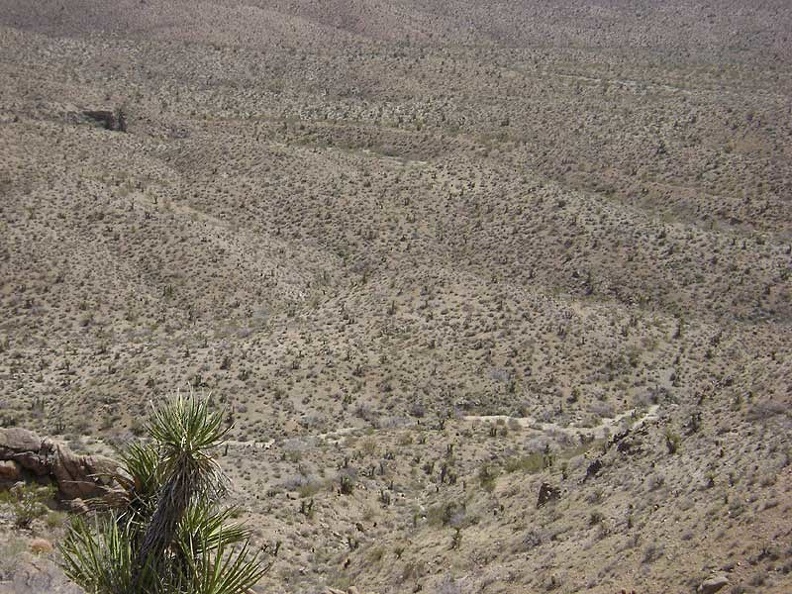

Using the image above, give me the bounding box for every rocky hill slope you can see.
[0,1,790,593]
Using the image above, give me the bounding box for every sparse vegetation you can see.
[0,1,790,592]
[0,484,56,529]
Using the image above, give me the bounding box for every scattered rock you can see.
[583,458,603,481]
[537,482,560,508]
[81,108,127,132]
[698,574,729,594]
[63,497,90,515]
[609,428,630,448]
[617,436,642,455]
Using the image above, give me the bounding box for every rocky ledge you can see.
[0,428,118,500]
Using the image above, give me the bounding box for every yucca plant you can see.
[60,392,266,594]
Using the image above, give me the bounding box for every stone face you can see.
[0,428,43,453]
[0,553,84,594]
[0,428,119,499]
[51,446,120,499]
[698,575,729,594]
[0,460,21,481]
[0,428,54,475]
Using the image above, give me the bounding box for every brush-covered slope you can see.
[0,1,790,593]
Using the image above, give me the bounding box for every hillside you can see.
[0,1,790,593]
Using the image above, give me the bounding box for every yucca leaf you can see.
[59,390,264,594]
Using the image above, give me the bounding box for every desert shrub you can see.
[478,463,500,491]
[338,471,356,495]
[665,428,681,454]
[642,542,665,564]
[297,480,324,498]
[0,483,55,528]
[0,537,27,580]
[504,452,546,474]
[397,433,414,446]
[426,501,465,527]
[588,510,605,525]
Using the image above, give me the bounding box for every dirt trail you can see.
[223,438,276,449]
[223,426,359,449]
[463,404,661,440]
[221,405,662,450]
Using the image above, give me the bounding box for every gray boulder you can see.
[698,575,729,594]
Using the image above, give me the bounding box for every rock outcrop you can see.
[537,482,561,508]
[0,428,119,499]
[698,575,729,594]
[81,108,127,132]
[583,458,603,481]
